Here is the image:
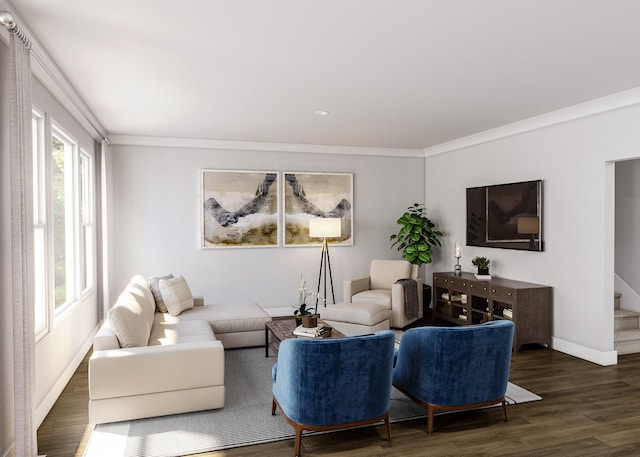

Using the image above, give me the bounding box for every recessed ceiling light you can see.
[314,110,330,116]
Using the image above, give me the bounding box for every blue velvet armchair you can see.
[271,330,395,457]
[393,320,515,434]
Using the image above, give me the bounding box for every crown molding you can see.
[1,0,107,142]
[108,135,425,157]
[423,86,640,157]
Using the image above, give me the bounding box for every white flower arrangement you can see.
[295,275,324,317]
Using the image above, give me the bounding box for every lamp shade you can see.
[309,218,341,238]
[517,216,539,235]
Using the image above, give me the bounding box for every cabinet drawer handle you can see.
[470,284,474,288]
[508,292,512,296]
[483,287,487,291]
[462,282,466,286]
[492,289,496,293]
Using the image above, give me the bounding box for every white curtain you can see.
[8,24,36,457]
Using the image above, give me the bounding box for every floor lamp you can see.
[309,217,341,306]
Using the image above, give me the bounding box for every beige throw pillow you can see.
[107,296,151,348]
[159,275,194,316]
[149,274,174,313]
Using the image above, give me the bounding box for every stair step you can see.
[615,340,640,355]
[614,309,639,318]
[614,328,640,342]
[615,329,640,355]
[614,309,640,331]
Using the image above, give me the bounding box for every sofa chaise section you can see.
[160,301,269,349]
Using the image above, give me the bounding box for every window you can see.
[32,110,47,337]
[51,128,76,309]
[32,111,97,335]
[79,150,94,292]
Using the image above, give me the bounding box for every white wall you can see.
[425,100,640,365]
[108,143,425,309]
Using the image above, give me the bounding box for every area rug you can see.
[84,345,540,457]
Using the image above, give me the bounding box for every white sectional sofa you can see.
[88,274,270,424]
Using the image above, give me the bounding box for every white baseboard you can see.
[35,323,100,427]
[552,337,617,366]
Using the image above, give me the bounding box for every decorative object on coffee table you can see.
[265,318,345,357]
[301,314,318,328]
[294,275,323,326]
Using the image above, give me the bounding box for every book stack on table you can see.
[293,324,333,338]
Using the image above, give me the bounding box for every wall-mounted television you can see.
[466,180,543,252]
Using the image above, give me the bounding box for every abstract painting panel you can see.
[202,170,279,248]
[283,172,353,246]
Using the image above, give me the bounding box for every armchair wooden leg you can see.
[271,398,277,416]
[501,399,508,422]
[294,425,303,457]
[384,413,391,441]
[427,405,435,435]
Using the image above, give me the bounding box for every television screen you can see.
[466,180,543,251]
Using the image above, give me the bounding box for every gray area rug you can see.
[84,345,541,457]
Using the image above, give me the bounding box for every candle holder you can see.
[454,256,462,276]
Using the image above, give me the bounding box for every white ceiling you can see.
[8,0,640,150]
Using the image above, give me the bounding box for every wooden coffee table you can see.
[265,318,345,357]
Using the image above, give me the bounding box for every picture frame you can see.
[283,172,353,246]
[201,169,279,248]
[466,180,543,251]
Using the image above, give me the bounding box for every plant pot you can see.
[301,314,319,328]
[478,268,489,276]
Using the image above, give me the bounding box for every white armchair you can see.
[344,259,423,328]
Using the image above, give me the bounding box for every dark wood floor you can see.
[38,341,640,457]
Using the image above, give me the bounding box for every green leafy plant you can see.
[471,256,491,270]
[390,203,443,266]
[294,302,315,318]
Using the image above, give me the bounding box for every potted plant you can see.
[390,203,442,309]
[294,275,323,327]
[294,302,317,327]
[390,203,443,266]
[471,256,491,275]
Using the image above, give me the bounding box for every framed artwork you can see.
[201,170,279,248]
[466,180,542,251]
[283,172,353,246]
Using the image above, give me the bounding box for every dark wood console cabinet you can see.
[432,272,552,351]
